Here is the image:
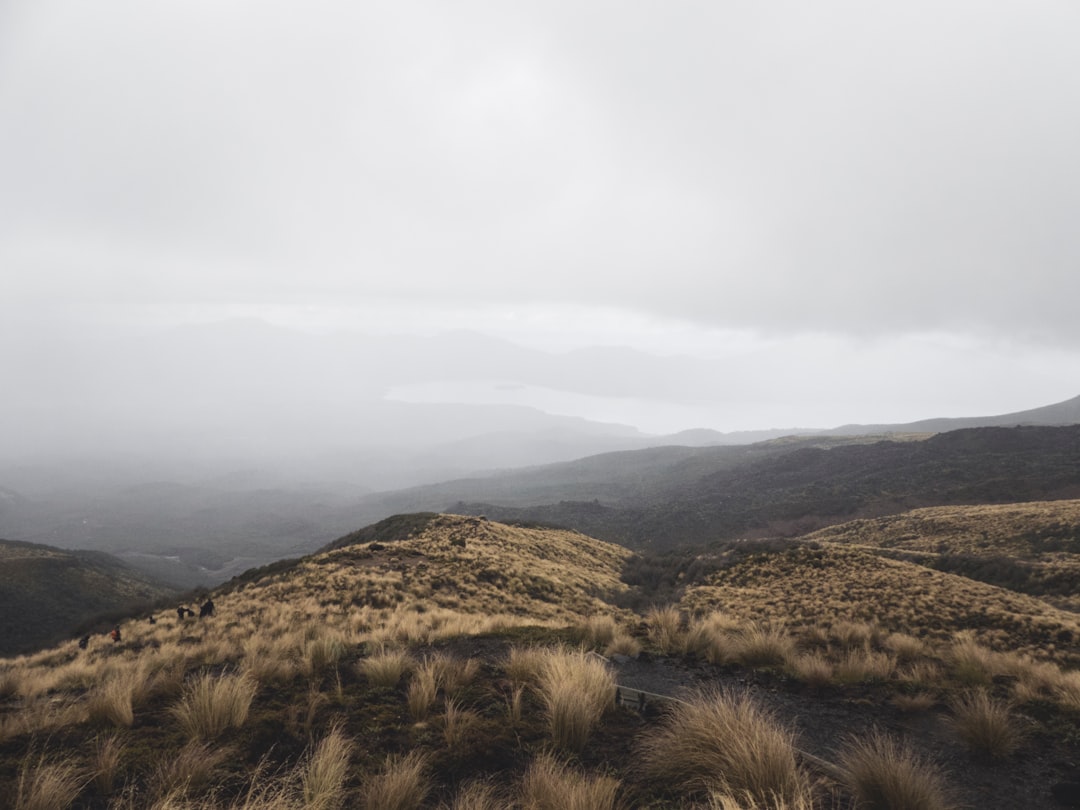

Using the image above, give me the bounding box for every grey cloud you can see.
[2,1,1079,345]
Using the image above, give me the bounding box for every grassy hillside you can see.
[349,425,1080,552]
[0,539,178,656]
[802,500,1080,611]
[2,514,1079,809]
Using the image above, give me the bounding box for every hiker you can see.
[109,625,121,643]
[177,605,188,621]
[147,614,156,624]
[78,634,90,650]
[199,598,215,618]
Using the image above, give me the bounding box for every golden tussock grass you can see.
[504,646,547,687]
[361,750,430,810]
[786,652,834,687]
[637,688,810,806]
[152,741,233,799]
[170,672,257,740]
[407,666,438,722]
[536,647,616,752]
[301,722,353,810]
[91,733,123,796]
[645,605,683,654]
[360,649,413,688]
[442,697,478,747]
[947,690,1024,760]
[838,731,953,810]
[15,754,87,810]
[519,752,621,810]
[443,780,504,810]
[891,692,937,713]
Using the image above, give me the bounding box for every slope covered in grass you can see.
[802,499,1080,610]
[0,539,177,655]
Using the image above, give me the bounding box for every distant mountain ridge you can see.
[830,393,1080,435]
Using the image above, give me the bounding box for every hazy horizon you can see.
[3,2,1079,473]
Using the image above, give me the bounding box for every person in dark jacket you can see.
[199,598,215,618]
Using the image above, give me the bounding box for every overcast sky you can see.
[2,1,1078,438]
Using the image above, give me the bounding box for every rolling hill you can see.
[2,513,1079,809]
[344,424,1080,551]
[0,539,179,656]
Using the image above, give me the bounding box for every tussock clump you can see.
[520,752,620,810]
[734,622,796,669]
[948,690,1023,760]
[444,780,504,810]
[891,692,936,713]
[15,755,86,810]
[838,730,952,810]
[91,733,123,796]
[646,605,684,654]
[301,722,353,810]
[947,635,997,686]
[360,649,413,688]
[537,647,616,752]
[833,649,895,684]
[505,646,547,687]
[408,666,438,722]
[787,652,834,686]
[883,633,926,663]
[362,751,430,810]
[576,614,619,648]
[170,672,256,740]
[637,688,810,806]
[153,741,233,798]
[85,673,138,728]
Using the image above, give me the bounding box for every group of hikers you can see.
[77,597,216,650]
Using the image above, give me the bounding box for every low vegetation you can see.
[0,510,1078,808]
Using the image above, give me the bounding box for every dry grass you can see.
[646,605,683,654]
[361,751,430,810]
[519,752,620,810]
[152,741,233,799]
[948,690,1023,760]
[637,688,810,806]
[91,733,123,796]
[505,646,547,687]
[536,647,616,751]
[360,649,413,688]
[786,652,834,687]
[734,622,797,668]
[15,755,86,810]
[301,722,353,810]
[444,780,504,810]
[838,730,952,810]
[170,672,257,740]
[891,692,936,713]
[442,697,478,747]
[407,666,439,722]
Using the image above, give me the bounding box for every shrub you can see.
[948,690,1023,760]
[170,672,256,740]
[838,730,952,810]
[520,752,620,810]
[637,688,810,806]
